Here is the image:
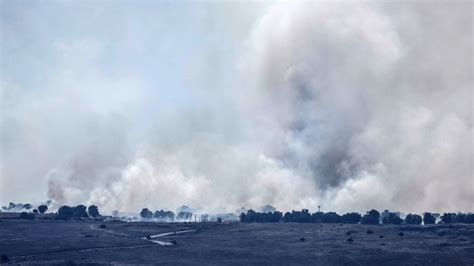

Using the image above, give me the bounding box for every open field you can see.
[0,219,473,265]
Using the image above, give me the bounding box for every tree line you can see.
[239,209,474,225]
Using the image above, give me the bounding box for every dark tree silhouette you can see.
[38,205,48,214]
[57,206,74,220]
[466,214,474,223]
[423,212,436,224]
[177,211,193,220]
[20,212,35,220]
[311,212,323,223]
[440,213,456,224]
[405,214,422,225]
[361,209,380,224]
[154,210,175,221]
[140,208,153,219]
[382,212,403,225]
[240,209,282,223]
[321,212,342,223]
[32,209,39,214]
[72,205,89,218]
[87,205,100,218]
[341,212,361,224]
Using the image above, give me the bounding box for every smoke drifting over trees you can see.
[1,2,472,214]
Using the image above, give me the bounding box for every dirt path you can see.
[143,229,196,245]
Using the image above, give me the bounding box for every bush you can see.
[38,205,48,214]
[33,209,39,214]
[341,212,361,224]
[140,208,153,219]
[405,214,422,225]
[87,205,100,218]
[382,212,402,225]
[361,209,380,224]
[423,212,436,225]
[20,212,35,220]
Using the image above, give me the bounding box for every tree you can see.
[72,205,89,218]
[405,214,422,225]
[321,212,342,223]
[465,214,474,224]
[177,211,193,221]
[20,212,35,220]
[32,209,39,214]
[440,213,456,224]
[140,208,153,219]
[38,205,48,214]
[361,209,380,224]
[154,210,175,221]
[341,212,361,224]
[57,206,74,220]
[423,212,436,225]
[455,213,466,223]
[88,205,100,218]
[382,212,403,225]
[311,211,323,223]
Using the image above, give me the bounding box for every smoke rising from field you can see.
[1,2,472,214]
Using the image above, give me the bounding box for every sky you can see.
[0,1,472,214]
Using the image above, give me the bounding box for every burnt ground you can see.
[0,219,473,265]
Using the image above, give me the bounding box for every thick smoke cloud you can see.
[1,2,472,214]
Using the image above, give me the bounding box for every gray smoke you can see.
[1,1,472,214]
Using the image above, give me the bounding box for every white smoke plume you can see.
[1,1,472,214]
